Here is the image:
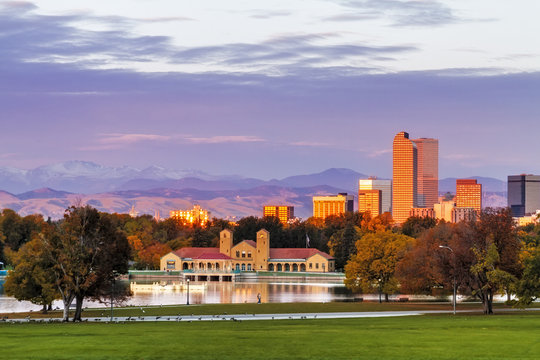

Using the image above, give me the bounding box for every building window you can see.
[316,263,319,269]
[236,251,240,257]
[247,264,252,271]
[242,264,246,271]
[248,252,252,258]
[235,264,240,271]
[166,260,175,269]
[309,263,312,269]
[242,251,246,258]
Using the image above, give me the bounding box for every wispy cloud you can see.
[79,133,173,151]
[367,148,391,157]
[185,136,265,144]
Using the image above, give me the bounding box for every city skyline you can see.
[1,1,539,181]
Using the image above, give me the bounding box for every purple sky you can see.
[1,1,539,180]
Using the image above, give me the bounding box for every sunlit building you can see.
[456,179,482,213]
[409,207,435,219]
[392,131,418,223]
[313,193,354,219]
[359,178,392,215]
[434,200,455,222]
[413,138,439,209]
[452,207,477,223]
[263,205,294,224]
[508,174,540,217]
[169,204,210,226]
[358,189,382,217]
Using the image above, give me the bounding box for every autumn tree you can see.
[328,222,361,270]
[345,231,415,301]
[4,237,59,313]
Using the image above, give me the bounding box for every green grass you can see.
[2,301,538,319]
[1,314,539,359]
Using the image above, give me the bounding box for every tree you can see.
[328,222,361,270]
[345,231,415,301]
[41,206,130,321]
[401,216,437,238]
[3,237,59,313]
[137,242,172,269]
[515,250,540,305]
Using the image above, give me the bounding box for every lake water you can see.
[0,278,359,313]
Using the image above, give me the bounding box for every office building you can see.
[313,193,354,219]
[392,131,418,223]
[263,205,295,224]
[169,205,209,226]
[358,189,382,217]
[413,138,439,208]
[508,174,540,217]
[434,200,455,222]
[359,178,392,214]
[456,179,482,213]
[452,207,477,223]
[409,207,435,219]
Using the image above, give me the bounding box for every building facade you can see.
[263,205,295,224]
[413,138,439,209]
[392,132,418,223]
[456,179,482,213]
[359,178,392,214]
[313,193,354,219]
[358,189,382,217]
[160,229,335,273]
[508,174,540,217]
[169,205,209,226]
[434,200,455,222]
[409,207,435,218]
[452,207,477,223]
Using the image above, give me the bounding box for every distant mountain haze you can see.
[0,161,508,219]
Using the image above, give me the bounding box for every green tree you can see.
[328,223,360,270]
[515,250,540,305]
[401,216,437,238]
[345,231,415,301]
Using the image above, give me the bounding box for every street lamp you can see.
[439,245,456,315]
[186,278,190,305]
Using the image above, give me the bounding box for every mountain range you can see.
[0,161,508,219]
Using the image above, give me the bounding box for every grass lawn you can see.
[1,313,539,359]
[3,301,536,319]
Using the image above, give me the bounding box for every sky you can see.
[0,0,539,180]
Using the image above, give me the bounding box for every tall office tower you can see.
[263,205,295,224]
[413,138,439,208]
[359,178,392,214]
[392,131,418,224]
[455,179,482,213]
[508,174,540,217]
[313,193,354,219]
[358,189,381,217]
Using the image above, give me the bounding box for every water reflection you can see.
[0,278,354,313]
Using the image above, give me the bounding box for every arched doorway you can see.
[292,264,298,272]
[235,264,240,271]
[268,264,275,271]
[285,264,290,272]
[300,264,306,272]
[277,264,282,271]
[183,262,189,270]
[215,263,220,270]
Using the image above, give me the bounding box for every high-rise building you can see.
[263,205,295,224]
[392,132,418,224]
[508,174,540,217]
[170,205,209,226]
[313,193,354,219]
[359,178,392,214]
[358,189,381,217]
[413,138,439,209]
[455,179,482,213]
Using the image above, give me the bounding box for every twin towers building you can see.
[392,131,439,223]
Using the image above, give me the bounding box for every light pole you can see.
[439,245,456,315]
[186,278,190,305]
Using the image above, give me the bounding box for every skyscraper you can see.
[455,179,482,213]
[392,132,418,223]
[359,178,392,215]
[413,138,439,209]
[508,174,540,217]
[358,189,381,217]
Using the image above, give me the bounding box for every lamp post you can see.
[186,278,190,305]
[439,245,456,315]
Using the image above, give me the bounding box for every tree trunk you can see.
[487,289,494,314]
[63,294,74,322]
[384,293,389,302]
[42,304,48,314]
[73,294,84,322]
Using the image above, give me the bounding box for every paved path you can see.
[2,308,539,323]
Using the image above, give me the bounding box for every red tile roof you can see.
[173,247,231,260]
[269,248,334,260]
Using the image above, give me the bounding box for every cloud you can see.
[79,133,173,151]
[249,10,291,20]
[185,136,266,144]
[335,0,460,27]
[367,149,391,157]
